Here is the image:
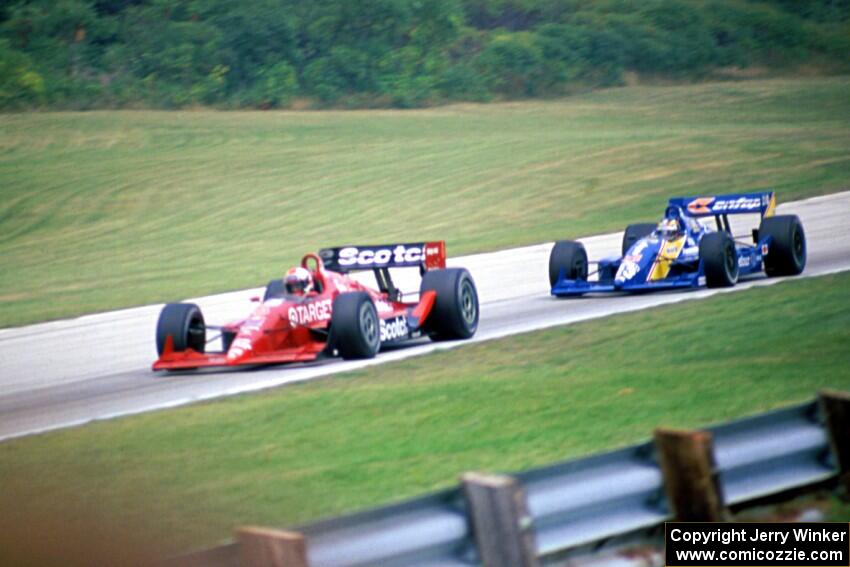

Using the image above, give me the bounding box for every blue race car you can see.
[549,191,806,297]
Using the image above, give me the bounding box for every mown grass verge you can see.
[1,77,849,326]
[1,272,848,559]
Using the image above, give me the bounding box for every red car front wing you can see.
[153,335,329,370]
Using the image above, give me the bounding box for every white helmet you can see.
[656,218,683,239]
[284,266,314,295]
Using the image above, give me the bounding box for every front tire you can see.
[759,215,806,277]
[420,268,479,340]
[156,303,206,356]
[549,240,588,287]
[700,232,738,288]
[331,292,380,359]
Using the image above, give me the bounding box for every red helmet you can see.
[284,267,314,295]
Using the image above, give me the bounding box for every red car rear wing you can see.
[318,241,446,273]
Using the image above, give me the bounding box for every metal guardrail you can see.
[518,442,667,558]
[174,394,848,567]
[710,401,835,505]
[301,489,476,567]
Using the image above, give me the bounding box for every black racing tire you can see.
[331,292,380,360]
[420,268,479,341]
[700,232,739,288]
[263,278,286,301]
[759,215,806,277]
[156,303,206,356]
[621,223,656,256]
[548,240,588,287]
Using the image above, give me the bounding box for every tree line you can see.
[1,0,848,109]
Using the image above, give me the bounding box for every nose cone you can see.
[616,237,658,285]
[225,335,254,365]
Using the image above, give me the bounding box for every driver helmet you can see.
[284,266,314,295]
[656,218,683,239]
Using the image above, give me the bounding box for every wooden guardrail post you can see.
[461,472,539,567]
[236,526,308,567]
[654,428,727,521]
[819,390,850,493]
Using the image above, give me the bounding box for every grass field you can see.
[2,271,848,560]
[1,77,849,327]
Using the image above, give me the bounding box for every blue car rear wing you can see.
[668,191,776,219]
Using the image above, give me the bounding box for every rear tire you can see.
[622,223,656,256]
[331,292,380,359]
[759,215,806,277]
[548,240,588,287]
[700,232,738,288]
[156,303,206,356]
[420,268,479,340]
[263,279,286,301]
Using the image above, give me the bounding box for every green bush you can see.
[376,47,442,107]
[239,62,298,108]
[0,0,848,109]
[477,32,544,96]
[437,61,493,101]
[0,39,45,108]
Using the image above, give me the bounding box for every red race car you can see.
[153,241,479,371]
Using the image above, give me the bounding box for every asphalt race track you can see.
[1,192,848,441]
